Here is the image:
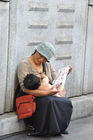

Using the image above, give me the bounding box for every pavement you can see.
[0,115,93,140]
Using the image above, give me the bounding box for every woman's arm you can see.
[24,88,58,96]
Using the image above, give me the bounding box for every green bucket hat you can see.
[36,42,55,61]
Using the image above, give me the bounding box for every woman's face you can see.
[34,51,47,65]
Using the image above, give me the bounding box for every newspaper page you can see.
[52,66,70,97]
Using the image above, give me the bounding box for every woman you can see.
[17,42,73,136]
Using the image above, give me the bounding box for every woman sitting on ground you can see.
[17,42,73,136]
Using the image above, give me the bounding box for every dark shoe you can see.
[27,131,39,136]
[62,130,69,135]
[27,126,40,136]
[27,125,35,131]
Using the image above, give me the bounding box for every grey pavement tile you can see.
[0,115,93,140]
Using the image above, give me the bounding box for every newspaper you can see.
[52,66,70,93]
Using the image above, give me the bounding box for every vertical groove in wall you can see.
[5,0,18,112]
[5,1,10,112]
[82,5,89,94]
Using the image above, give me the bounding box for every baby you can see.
[23,72,66,97]
[23,66,72,97]
[23,68,69,97]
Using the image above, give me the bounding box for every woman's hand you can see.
[43,86,58,96]
[68,65,72,75]
[58,88,66,97]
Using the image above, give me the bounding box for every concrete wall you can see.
[0,0,93,136]
[0,0,93,114]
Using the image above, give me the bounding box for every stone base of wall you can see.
[0,94,93,136]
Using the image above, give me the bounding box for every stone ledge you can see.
[0,94,93,136]
[0,112,25,136]
[71,94,93,120]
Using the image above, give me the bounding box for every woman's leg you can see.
[30,96,73,136]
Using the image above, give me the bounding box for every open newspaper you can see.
[52,66,70,97]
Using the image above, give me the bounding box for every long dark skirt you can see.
[23,95,73,136]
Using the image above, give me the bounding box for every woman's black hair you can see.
[23,74,40,90]
[31,50,37,56]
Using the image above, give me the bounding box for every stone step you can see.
[0,94,93,136]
